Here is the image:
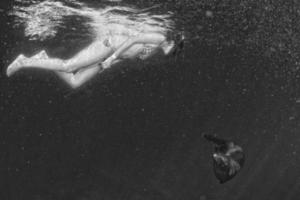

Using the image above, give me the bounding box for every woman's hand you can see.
[101,57,113,69]
[102,54,117,69]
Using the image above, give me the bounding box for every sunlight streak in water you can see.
[9,0,174,41]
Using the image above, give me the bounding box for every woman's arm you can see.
[102,33,166,69]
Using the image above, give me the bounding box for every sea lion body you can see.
[204,134,245,183]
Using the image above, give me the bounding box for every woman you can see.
[7,32,175,88]
[6,3,176,89]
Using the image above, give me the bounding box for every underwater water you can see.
[1,0,300,199]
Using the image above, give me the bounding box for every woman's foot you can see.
[6,54,26,77]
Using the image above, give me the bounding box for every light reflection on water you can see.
[9,0,174,41]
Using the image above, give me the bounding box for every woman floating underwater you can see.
[6,1,176,88]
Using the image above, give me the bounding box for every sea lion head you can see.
[213,153,230,167]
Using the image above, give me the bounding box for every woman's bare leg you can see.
[7,40,112,77]
[56,59,122,88]
[32,50,102,88]
[55,65,101,89]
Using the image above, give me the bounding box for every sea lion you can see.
[203,134,245,183]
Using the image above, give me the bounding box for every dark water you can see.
[1,0,300,199]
